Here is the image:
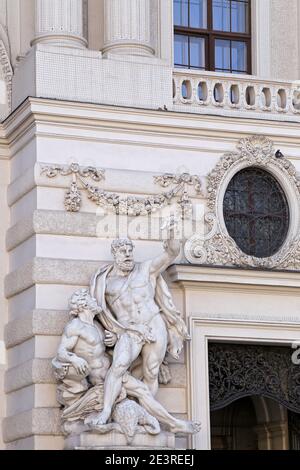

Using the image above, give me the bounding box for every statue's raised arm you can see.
[150,216,181,277]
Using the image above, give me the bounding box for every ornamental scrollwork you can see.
[185,135,300,270]
[41,162,104,181]
[209,343,300,413]
[154,173,202,193]
[184,212,218,264]
[41,163,105,212]
[41,163,203,217]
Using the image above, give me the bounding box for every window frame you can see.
[174,32,208,70]
[174,0,252,74]
[222,167,290,258]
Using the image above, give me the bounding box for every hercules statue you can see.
[87,217,191,426]
[53,217,200,441]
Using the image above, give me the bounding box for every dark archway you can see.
[208,343,300,450]
[211,397,259,450]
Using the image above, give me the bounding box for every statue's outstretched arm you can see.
[150,216,180,276]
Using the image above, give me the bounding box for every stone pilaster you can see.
[103,0,154,56]
[32,0,86,48]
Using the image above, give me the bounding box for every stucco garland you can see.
[41,163,203,217]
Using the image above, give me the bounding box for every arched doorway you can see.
[208,343,300,450]
[210,396,293,450]
[211,397,259,450]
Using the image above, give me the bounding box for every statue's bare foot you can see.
[84,410,111,427]
[170,420,201,435]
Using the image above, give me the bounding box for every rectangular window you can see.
[215,38,231,71]
[174,0,208,29]
[174,0,251,74]
[190,36,206,68]
[215,38,247,73]
[174,34,189,67]
[190,0,208,29]
[231,0,249,33]
[175,34,206,69]
[213,0,230,31]
[231,40,247,71]
[174,0,189,26]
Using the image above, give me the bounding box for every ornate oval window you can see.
[223,167,290,258]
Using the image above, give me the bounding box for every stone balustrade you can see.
[172,69,300,120]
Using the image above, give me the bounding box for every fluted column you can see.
[103,0,154,57]
[32,0,87,48]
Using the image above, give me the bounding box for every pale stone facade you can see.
[0,0,300,450]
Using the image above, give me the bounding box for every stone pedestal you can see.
[65,431,176,450]
[12,0,172,114]
[32,0,86,48]
[12,44,173,112]
[103,0,154,57]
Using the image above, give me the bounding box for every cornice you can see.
[1,98,300,158]
[168,264,300,290]
[190,315,300,330]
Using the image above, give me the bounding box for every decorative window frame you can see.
[188,317,300,450]
[185,135,300,270]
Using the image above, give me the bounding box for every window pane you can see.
[190,0,208,28]
[174,34,189,66]
[231,0,248,33]
[223,168,289,258]
[213,0,230,31]
[215,39,231,70]
[174,0,188,26]
[190,36,205,68]
[231,41,247,71]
